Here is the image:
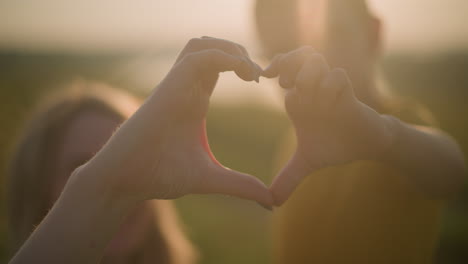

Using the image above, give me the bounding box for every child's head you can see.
[7,81,196,264]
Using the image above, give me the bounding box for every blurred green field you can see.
[0,50,467,263]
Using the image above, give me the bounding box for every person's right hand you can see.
[263,47,394,206]
[76,37,273,208]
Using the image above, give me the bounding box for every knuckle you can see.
[181,52,198,64]
[182,51,209,66]
[187,37,202,48]
[183,49,219,63]
[230,46,243,56]
[206,49,224,59]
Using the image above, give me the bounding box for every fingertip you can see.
[261,64,279,78]
[235,57,255,81]
[234,57,263,82]
[262,54,283,78]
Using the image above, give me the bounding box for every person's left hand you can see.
[78,37,273,208]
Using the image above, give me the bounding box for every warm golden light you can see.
[1,0,467,53]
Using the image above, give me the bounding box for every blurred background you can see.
[0,0,467,263]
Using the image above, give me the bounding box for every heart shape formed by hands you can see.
[261,47,393,207]
[145,37,388,209]
[95,36,390,210]
[93,36,277,209]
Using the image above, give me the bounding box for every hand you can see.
[79,37,273,208]
[263,47,394,205]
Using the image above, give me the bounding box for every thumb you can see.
[270,153,312,206]
[192,165,274,209]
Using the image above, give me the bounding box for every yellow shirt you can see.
[272,133,443,264]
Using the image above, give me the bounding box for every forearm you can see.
[9,166,135,264]
[380,115,467,198]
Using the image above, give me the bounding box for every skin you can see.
[9,37,272,264]
[51,110,155,263]
[264,47,467,205]
[265,0,467,205]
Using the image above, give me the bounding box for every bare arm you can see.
[381,116,466,198]
[9,167,133,264]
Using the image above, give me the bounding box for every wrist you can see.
[69,164,138,215]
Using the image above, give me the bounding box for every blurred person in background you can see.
[7,82,196,264]
[256,0,467,263]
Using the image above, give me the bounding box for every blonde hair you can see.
[6,80,196,263]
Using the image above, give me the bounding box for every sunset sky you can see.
[1,0,467,53]
[1,0,467,106]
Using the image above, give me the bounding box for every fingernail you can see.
[257,202,273,211]
[247,59,259,82]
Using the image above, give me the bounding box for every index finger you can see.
[176,37,261,81]
[174,49,254,84]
